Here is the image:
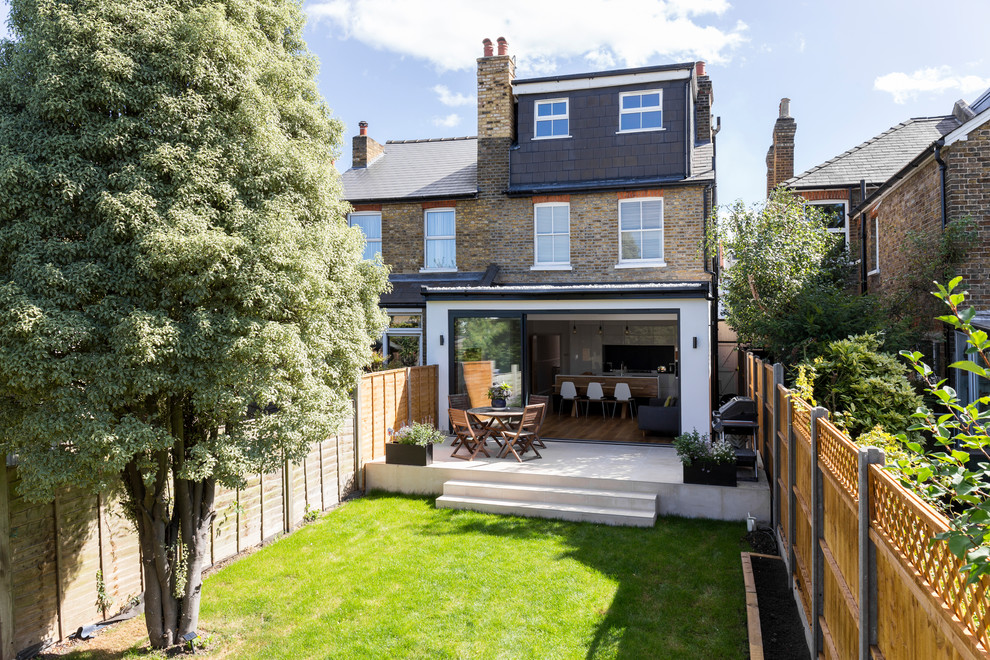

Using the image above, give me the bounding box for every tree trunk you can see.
[123,457,217,649]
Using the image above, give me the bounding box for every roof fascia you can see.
[512,68,691,97]
[344,192,478,205]
[943,107,990,146]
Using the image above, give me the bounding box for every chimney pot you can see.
[779,98,791,118]
[497,37,508,56]
[358,120,368,136]
[483,38,493,57]
[696,61,707,77]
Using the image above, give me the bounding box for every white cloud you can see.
[433,85,473,107]
[875,66,990,104]
[433,113,461,128]
[306,0,747,74]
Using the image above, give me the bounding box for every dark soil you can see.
[751,554,810,660]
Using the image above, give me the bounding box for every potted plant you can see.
[488,383,512,408]
[674,430,738,487]
[385,421,445,466]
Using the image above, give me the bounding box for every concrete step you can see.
[436,494,657,527]
[433,463,663,494]
[442,480,657,512]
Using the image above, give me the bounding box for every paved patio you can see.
[366,439,771,522]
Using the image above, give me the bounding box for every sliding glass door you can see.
[452,314,523,408]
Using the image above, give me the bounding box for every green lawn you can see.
[63,492,749,659]
[200,493,747,659]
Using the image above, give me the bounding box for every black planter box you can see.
[682,463,737,487]
[385,442,433,466]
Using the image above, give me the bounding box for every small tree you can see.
[709,188,878,363]
[899,277,990,583]
[0,0,387,648]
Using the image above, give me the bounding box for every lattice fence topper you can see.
[870,465,990,651]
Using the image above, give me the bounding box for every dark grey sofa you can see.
[637,397,680,437]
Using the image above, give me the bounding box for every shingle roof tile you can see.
[341,138,477,201]
[785,116,960,189]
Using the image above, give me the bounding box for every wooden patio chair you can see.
[449,408,491,461]
[448,393,482,446]
[526,395,550,448]
[498,404,543,462]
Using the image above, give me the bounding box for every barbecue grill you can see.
[712,396,759,481]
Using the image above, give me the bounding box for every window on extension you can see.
[619,90,663,133]
[535,99,569,139]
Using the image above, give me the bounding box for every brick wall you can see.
[477,53,514,199]
[766,100,796,196]
[868,160,942,317]
[947,121,990,309]
[377,186,710,283]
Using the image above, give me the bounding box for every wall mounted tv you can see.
[602,345,675,373]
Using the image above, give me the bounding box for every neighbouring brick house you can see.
[771,89,990,407]
[341,38,720,437]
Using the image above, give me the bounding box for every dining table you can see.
[467,406,524,452]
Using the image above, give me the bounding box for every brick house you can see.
[342,38,720,438]
[770,89,990,406]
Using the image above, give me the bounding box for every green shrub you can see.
[798,334,922,438]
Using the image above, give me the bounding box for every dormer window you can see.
[534,99,569,139]
[619,90,663,133]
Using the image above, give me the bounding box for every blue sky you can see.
[2,0,988,208]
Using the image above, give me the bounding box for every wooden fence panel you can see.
[870,466,989,659]
[211,485,240,562]
[53,486,102,636]
[9,471,60,654]
[820,421,861,660]
[792,400,815,623]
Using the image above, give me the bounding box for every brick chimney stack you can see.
[352,120,384,169]
[695,61,713,143]
[477,36,515,198]
[766,98,796,196]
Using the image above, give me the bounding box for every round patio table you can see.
[467,407,524,452]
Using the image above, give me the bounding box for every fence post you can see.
[771,364,784,531]
[354,385,364,492]
[0,463,14,660]
[858,446,885,660]
[786,394,797,589]
[405,367,413,426]
[810,407,828,658]
[283,456,294,533]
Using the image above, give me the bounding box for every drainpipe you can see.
[934,139,950,377]
[859,179,867,294]
[934,139,948,230]
[706,117,721,406]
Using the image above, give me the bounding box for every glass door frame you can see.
[447,311,527,407]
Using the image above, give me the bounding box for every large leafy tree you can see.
[0,0,387,648]
[708,188,878,363]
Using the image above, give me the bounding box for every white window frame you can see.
[806,200,849,250]
[618,89,665,134]
[533,98,570,140]
[954,330,990,411]
[383,309,423,367]
[348,211,382,262]
[615,197,666,268]
[868,214,880,276]
[422,207,457,272]
[531,202,571,270]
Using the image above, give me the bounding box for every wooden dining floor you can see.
[540,406,675,444]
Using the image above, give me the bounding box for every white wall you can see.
[425,297,712,435]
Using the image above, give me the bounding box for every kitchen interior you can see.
[527,313,679,442]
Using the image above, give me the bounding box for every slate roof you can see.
[686,141,715,182]
[383,265,499,307]
[341,137,477,202]
[785,116,960,189]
